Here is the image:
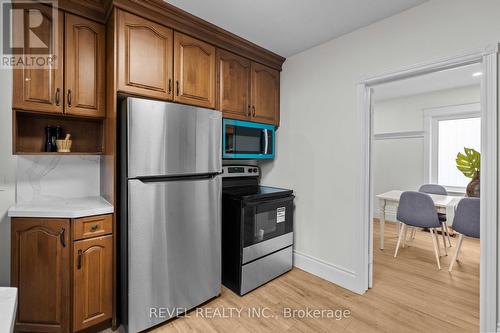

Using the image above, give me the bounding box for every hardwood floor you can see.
[108,222,479,332]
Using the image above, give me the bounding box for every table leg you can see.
[380,199,386,250]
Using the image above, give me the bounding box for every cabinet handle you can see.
[168,79,172,94]
[59,228,66,248]
[176,81,179,96]
[77,249,82,269]
[90,224,98,232]
[67,89,72,107]
[55,88,60,106]
[252,106,256,117]
[247,105,250,117]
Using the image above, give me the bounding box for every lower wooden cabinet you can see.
[73,235,112,331]
[11,214,113,333]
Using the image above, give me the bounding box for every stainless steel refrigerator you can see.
[119,97,222,333]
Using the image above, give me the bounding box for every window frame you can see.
[423,102,481,194]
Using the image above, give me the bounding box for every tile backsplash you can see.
[16,156,100,203]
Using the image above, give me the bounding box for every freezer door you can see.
[127,177,221,333]
[126,97,222,178]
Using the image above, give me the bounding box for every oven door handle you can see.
[242,195,295,207]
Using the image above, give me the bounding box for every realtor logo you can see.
[1,0,59,69]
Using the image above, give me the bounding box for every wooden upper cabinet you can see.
[251,62,280,125]
[65,14,105,117]
[73,235,112,331]
[117,10,174,100]
[174,32,216,108]
[216,49,250,120]
[11,218,70,333]
[12,5,64,114]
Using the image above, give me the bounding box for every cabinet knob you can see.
[77,249,82,269]
[90,224,98,232]
[67,89,72,107]
[55,88,60,106]
[59,228,66,247]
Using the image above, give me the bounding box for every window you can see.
[437,117,480,187]
[424,103,481,193]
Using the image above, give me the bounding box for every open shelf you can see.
[14,111,104,155]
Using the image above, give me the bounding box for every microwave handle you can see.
[264,129,269,154]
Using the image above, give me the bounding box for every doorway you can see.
[357,46,498,332]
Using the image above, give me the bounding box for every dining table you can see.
[376,190,461,250]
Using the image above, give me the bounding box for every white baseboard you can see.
[293,250,363,294]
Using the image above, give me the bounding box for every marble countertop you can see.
[0,287,17,333]
[8,196,114,218]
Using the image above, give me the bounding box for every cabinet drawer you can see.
[73,214,112,240]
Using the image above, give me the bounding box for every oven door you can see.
[242,196,294,263]
[223,119,275,159]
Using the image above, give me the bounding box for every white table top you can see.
[8,196,114,218]
[0,287,17,333]
[376,190,459,208]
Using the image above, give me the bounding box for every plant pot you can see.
[466,171,480,197]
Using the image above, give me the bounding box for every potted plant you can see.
[456,147,480,197]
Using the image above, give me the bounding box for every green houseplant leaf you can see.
[456,147,480,179]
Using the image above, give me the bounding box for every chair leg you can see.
[444,223,452,247]
[449,234,464,272]
[394,224,406,258]
[402,225,408,248]
[430,228,441,270]
[440,223,448,256]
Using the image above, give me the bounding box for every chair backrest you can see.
[397,191,441,228]
[419,184,448,196]
[453,198,480,238]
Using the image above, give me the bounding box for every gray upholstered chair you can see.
[418,184,452,251]
[448,198,480,272]
[395,191,444,269]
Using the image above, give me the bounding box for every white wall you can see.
[373,85,480,220]
[260,0,500,308]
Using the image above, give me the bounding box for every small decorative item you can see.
[456,147,480,197]
[56,133,72,153]
[45,126,55,152]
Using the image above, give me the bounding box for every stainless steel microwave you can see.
[222,119,275,159]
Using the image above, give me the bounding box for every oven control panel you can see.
[221,165,260,178]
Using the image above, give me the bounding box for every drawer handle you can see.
[77,249,82,269]
[90,224,98,232]
[59,228,66,248]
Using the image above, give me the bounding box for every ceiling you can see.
[372,63,482,102]
[165,0,428,57]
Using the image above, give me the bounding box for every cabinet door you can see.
[73,235,112,331]
[216,49,250,120]
[12,5,64,114]
[251,62,280,125]
[174,32,216,108]
[11,218,70,333]
[65,14,105,117]
[117,10,173,100]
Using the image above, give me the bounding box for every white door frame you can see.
[356,44,498,332]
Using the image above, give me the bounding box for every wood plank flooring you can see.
[109,222,479,332]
